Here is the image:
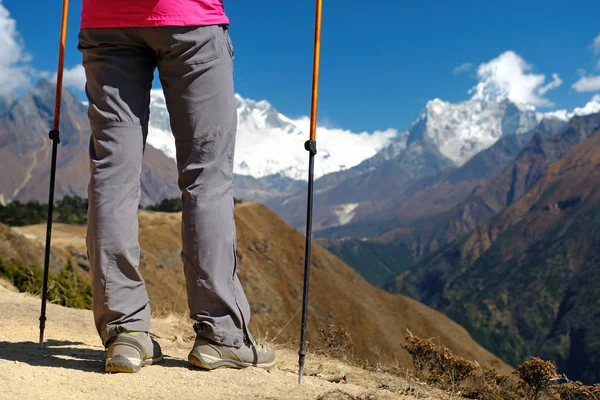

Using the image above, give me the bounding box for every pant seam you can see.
[102,241,143,342]
[101,242,127,343]
[173,129,233,144]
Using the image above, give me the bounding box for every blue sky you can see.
[2,0,600,133]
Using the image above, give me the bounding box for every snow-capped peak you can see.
[411,92,541,166]
[235,94,302,136]
[147,90,399,180]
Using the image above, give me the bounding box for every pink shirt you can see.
[81,0,229,29]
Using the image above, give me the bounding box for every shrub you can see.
[0,196,88,226]
[401,335,477,387]
[513,357,559,399]
[317,324,354,359]
[144,197,243,213]
[0,258,92,309]
[145,197,183,212]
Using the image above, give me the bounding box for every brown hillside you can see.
[11,203,509,374]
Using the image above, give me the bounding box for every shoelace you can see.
[244,338,269,353]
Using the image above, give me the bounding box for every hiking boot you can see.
[105,331,163,373]
[188,335,276,370]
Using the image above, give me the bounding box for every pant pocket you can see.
[223,27,235,59]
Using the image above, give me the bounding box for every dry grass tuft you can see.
[553,381,600,400]
[460,366,517,400]
[401,335,600,400]
[315,390,376,400]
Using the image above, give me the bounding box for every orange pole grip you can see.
[53,0,69,131]
[309,0,323,142]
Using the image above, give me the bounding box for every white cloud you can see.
[0,1,32,99]
[538,73,563,95]
[572,75,600,92]
[591,34,600,54]
[453,62,473,75]
[470,51,561,106]
[291,117,399,177]
[52,64,86,91]
[544,99,600,122]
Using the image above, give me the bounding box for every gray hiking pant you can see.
[78,25,251,348]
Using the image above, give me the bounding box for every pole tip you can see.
[298,365,305,385]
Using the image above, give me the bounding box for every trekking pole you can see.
[39,0,69,349]
[298,0,323,385]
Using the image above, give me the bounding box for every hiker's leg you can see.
[149,25,251,347]
[78,28,156,346]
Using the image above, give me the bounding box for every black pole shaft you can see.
[39,131,60,349]
[298,140,317,384]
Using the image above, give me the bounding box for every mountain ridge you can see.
[267,91,596,235]
[390,126,600,383]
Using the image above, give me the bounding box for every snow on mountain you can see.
[414,96,540,166]
[356,67,592,173]
[356,89,542,174]
[147,89,399,180]
[148,90,176,159]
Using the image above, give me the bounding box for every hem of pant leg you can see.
[103,321,150,347]
[193,321,245,348]
[182,250,246,348]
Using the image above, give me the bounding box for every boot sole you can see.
[105,353,164,373]
[188,352,275,371]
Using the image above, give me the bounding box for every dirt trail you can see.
[0,281,456,400]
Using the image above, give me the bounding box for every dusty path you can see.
[0,281,455,400]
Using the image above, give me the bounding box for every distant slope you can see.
[10,203,508,373]
[320,114,599,289]
[0,80,179,205]
[232,173,305,204]
[427,113,600,248]
[391,128,600,384]
[316,117,566,286]
[267,91,551,235]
